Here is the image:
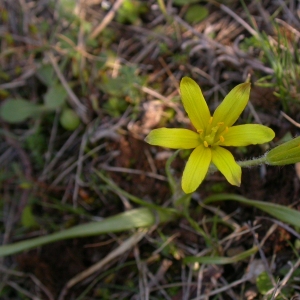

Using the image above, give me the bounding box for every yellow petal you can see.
[182,145,211,193]
[180,77,211,131]
[212,82,250,127]
[145,128,201,149]
[221,124,275,146]
[211,147,241,186]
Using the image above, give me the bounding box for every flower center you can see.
[197,117,228,148]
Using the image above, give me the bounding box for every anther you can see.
[208,117,213,124]
[217,122,224,126]
[220,126,228,135]
[197,129,203,133]
[204,141,209,148]
[219,135,225,143]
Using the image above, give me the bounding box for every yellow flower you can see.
[145,77,275,193]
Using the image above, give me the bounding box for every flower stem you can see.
[238,155,267,168]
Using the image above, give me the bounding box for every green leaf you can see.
[184,246,258,265]
[173,0,199,5]
[59,108,80,130]
[184,5,209,24]
[204,194,300,227]
[256,271,273,295]
[36,65,55,87]
[21,205,39,229]
[0,99,41,123]
[0,207,177,257]
[116,0,146,24]
[266,136,300,166]
[44,84,67,109]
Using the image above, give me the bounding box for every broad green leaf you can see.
[205,194,300,227]
[36,65,55,87]
[0,99,41,123]
[0,207,177,257]
[184,5,209,24]
[44,84,67,109]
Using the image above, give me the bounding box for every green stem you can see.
[237,155,267,168]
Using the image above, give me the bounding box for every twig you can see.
[247,222,277,287]
[28,274,55,300]
[158,57,180,91]
[276,0,300,28]
[2,123,32,221]
[51,143,106,186]
[47,52,89,123]
[218,2,258,37]
[134,246,149,300]
[257,217,300,240]
[100,165,167,181]
[281,111,300,128]
[41,127,81,180]
[265,258,300,299]
[73,130,89,208]
[89,0,125,39]
[191,276,249,299]
[42,110,59,175]
[6,281,40,300]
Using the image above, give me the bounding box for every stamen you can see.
[220,126,229,135]
[219,135,225,143]
[197,129,203,133]
[208,117,213,124]
[217,122,224,126]
[204,141,209,148]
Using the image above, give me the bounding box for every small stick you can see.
[90,0,125,39]
[281,111,300,128]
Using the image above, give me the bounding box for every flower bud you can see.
[266,136,300,165]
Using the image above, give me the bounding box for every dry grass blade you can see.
[89,0,125,39]
[47,52,89,123]
[58,230,147,300]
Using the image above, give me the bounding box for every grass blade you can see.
[184,246,258,265]
[0,207,177,257]
[204,193,300,227]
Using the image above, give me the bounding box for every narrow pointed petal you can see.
[212,82,251,127]
[180,77,211,131]
[182,145,212,193]
[145,128,201,149]
[211,147,241,186]
[221,124,275,146]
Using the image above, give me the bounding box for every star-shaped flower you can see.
[145,77,275,194]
